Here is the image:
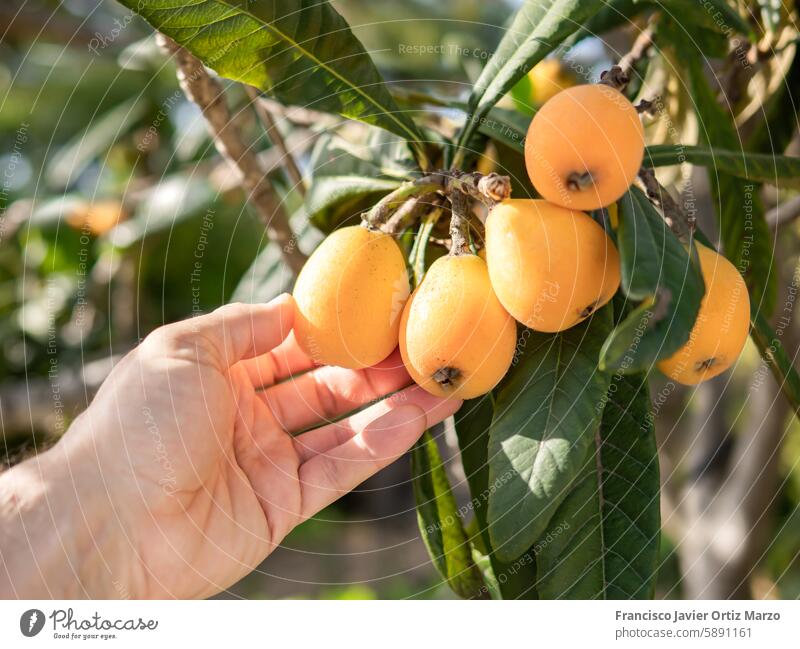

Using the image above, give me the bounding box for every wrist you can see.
[0,429,129,598]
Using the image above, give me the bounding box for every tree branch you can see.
[447,190,471,256]
[638,167,696,239]
[245,85,306,197]
[766,194,800,228]
[157,35,306,275]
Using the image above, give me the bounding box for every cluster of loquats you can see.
[292,81,751,400]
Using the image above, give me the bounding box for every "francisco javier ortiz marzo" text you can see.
[616,609,780,622]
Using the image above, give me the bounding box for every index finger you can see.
[150,294,295,368]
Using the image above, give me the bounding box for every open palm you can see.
[73,295,459,598]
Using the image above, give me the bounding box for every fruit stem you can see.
[448,189,471,256]
[363,171,510,231]
[432,366,461,388]
[410,208,442,286]
[599,65,630,92]
[448,171,511,203]
[364,176,443,229]
[383,193,440,234]
[601,19,657,93]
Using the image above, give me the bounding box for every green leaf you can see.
[308,128,417,181]
[411,430,486,599]
[600,187,704,373]
[304,175,401,231]
[750,309,800,422]
[469,543,501,600]
[669,21,729,58]
[488,308,613,562]
[667,28,776,314]
[455,397,538,599]
[659,0,754,39]
[535,372,660,599]
[509,73,536,117]
[118,0,429,168]
[645,145,800,188]
[562,0,649,48]
[476,106,530,154]
[456,0,604,157]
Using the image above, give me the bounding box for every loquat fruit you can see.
[528,59,578,106]
[399,254,516,399]
[485,199,620,332]
[524,84,644,211]
[293,225,410,369]
[657,244,750,385]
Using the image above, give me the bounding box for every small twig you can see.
[157,35,306,275]
[601,20,657,93]
[620,23,656,76]
[637,167,696,239]
[635,98,657,115]
[599,66,631,92]
[364,170,510,229]
[448,171,511,203]
[364,176,443,228]
[765,194,800,228]
[245,85,306,196]
[383,193,440,234]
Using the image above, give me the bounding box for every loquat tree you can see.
[113,0,800,599]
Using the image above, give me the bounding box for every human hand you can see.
[0,295,461,598]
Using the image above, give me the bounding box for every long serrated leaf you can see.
[645,144,800,187]
[600,187,704,373]
[411,430,486,599]
[456,0,604,154]
[535,372,660,599]
[455,397,538,599]
[751,308,800,422]
[118,0,428,167]
[488,308,612,562]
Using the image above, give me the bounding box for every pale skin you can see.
[0,294,461,598]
